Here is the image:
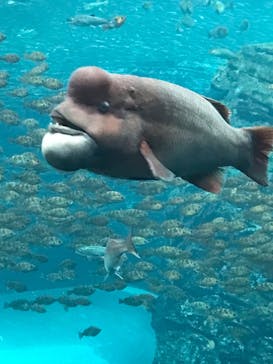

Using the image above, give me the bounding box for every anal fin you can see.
[186,168,224,193]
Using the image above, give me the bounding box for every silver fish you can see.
[76,245,106,258]
[67,14,109,26]
[104,235,140,280]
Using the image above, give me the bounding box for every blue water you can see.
[1,0,273,363]
[0,287,156,364]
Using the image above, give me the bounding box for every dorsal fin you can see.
[203,96,231,123]
[124,231,140,259]
[185,168,224,193]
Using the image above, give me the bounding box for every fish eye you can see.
[98,101,110,114]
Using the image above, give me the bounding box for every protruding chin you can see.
[41,132,97,171]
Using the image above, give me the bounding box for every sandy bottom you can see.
[0,286,156,364]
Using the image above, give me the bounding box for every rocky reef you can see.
[150,43,273,363]
[151,287,273,363]
[210,43,273,125]
[151,291,219,364]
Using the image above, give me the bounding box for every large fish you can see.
[41,66,273,193]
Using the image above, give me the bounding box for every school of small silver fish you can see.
[0,0,272,362]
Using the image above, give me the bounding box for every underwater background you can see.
[1,0,273,363]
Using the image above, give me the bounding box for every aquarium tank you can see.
[1,0,273,363]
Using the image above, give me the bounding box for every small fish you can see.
[0,32,6,42]
[5,280,27,293]
[142,1,153,10]
[0,53,20,63]
[83,1,108,10]
[119,293,156,309]
[213,0,225,14]
[76,245,106,257]
[24,51,46,61]
[57,296,80,310]
[30,303,47,313]
[208,26,228,38]
[74,297,92,306]
[79,326,101,338]
[67,14,109,26]
[102,15,126,30]
[67,285,95,296]
[178,14,196,29]
[179,0,193,14]
[104,233,140,280]
[209,48,237,60]
[95,279,127,291]
[34,296,56,305]
[239,19,249,32]
[4,299,30,311]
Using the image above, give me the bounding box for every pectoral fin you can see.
[103,271,124,281]
[140,140,175,182]
[103,272,110,282]
[114,270,124,280]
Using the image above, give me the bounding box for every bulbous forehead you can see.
[67,66,111,104]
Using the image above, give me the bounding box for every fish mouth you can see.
[49,109,87,136]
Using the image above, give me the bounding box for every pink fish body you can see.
[42,66,273,193]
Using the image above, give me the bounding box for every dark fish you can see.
[42,66,273,194]
[4,299,30,311]
[73,297,92,306]
[67,285,95,296]
[33,254,49,263]
[208,26,229,38]
[239,19,249,32]
[58,295,78,307]
[6,280,27,292]
[0,32,6,42]
[179,0,193,14]
[119,293,156,309]
[95,280,127,291]
[0,54,20,63]
[79,326,101,338]
[34,295,56,305]
[30,303,47,313]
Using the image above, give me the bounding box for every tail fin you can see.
[241,126,273,185]
[78,331,83,339]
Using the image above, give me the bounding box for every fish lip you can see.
[48,122,88,136]
[49,109,88,136]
